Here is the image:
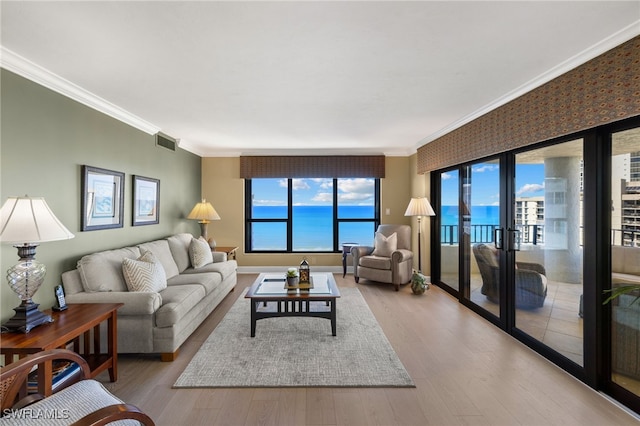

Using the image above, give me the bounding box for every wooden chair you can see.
[0,349,154,425]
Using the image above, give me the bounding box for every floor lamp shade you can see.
[404,197,436,272]
[0,196,74,333]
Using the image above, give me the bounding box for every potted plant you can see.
[286,268,299,287]
[411,270,429,295]
[604,284,640,306]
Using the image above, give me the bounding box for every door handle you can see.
[494,228,504,250]
[508,228,521,252]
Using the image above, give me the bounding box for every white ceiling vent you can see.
[155,132,177,152]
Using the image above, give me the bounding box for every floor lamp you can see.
[404,197,435,272]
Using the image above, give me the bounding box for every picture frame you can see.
[81,165,125,231]
[133,175,160,226]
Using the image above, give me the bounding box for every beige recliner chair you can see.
[351,224,414,291]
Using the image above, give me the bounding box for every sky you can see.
[441,162,545,206]
[250,163,544,208]
[252,178,375,206]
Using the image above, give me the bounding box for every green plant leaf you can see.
[603,285,640,306]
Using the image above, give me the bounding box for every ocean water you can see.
[252,205,376,251]
[440,205,500,225]
[251,205,500,250]
[440,205,500,244]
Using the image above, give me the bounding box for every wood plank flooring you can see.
[97,273,640,425]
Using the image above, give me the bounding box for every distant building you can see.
[613,152,640,246]
[515,196,544,244]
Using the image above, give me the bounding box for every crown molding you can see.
[416,20,640,149]
[0,46,160,136]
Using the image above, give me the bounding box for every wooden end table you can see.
[214,246,239,260]
[1,303,122,396]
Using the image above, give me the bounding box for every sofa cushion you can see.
[77,246,141,292]
[167,233,193,272]
[138,239,180,279]
[360,255,392,270]
[189,237,213,268]
[156,284,206,328]
[372,232,397,257]
[181,259,238,281]
[167,272,222,295]
[122,252,167,293]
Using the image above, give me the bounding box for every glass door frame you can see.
[430,116,640,414]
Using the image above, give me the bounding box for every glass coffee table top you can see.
[254,273,333,295]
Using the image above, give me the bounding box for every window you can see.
[245,178,379,252]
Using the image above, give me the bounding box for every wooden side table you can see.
[1,303,122,396]
[215,246,239,260]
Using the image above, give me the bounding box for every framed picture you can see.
[133,175,160,226]
[81,165,125,231]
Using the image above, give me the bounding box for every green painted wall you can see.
[0,70,202,322]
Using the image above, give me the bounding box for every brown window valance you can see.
[240,155,385,178]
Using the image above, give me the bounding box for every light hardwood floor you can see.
[97,273,640,425]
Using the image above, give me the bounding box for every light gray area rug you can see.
[174,287,414,388]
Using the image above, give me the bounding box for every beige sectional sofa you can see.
[61,233,237,361]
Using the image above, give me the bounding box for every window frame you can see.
[245,178,380,253]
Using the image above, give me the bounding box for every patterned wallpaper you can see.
[417,35,640,174]
[240,155,386,178]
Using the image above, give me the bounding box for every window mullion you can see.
[287,178,293,252]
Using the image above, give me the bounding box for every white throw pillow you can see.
[371,232,398,257]
[122,251,167,293]
[189,237,213,269]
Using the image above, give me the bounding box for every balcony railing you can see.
[442,224,638,247]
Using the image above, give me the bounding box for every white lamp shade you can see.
[187,199,221,221]
[0,196,75,244]
[404,197,436,217]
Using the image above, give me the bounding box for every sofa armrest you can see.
[351,246,374,275]
[65,291,161,315]
[212,251,227,263]
[516,261,546,276]
[391,249,414,263]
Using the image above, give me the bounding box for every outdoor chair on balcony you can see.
[351,224,413,291]
[473,243,548,309]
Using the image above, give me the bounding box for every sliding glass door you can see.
[439,169,460,291]
[610,127,640,399]
[513,140,584,367]
[464,159,502,319]
[431,118,640,413]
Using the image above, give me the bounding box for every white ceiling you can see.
[1,1,639,157]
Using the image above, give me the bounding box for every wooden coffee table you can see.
[245,273,340,337]
[1,303,122,396]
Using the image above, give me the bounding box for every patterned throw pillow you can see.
[189,237,213,269]
[371,232,398,257]
[122,251,167,293]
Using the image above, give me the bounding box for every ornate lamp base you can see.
[2,300,53,333]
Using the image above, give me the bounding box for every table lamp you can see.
[404,197,435,272]
[0,196,75,333]
[187,198,221,248]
